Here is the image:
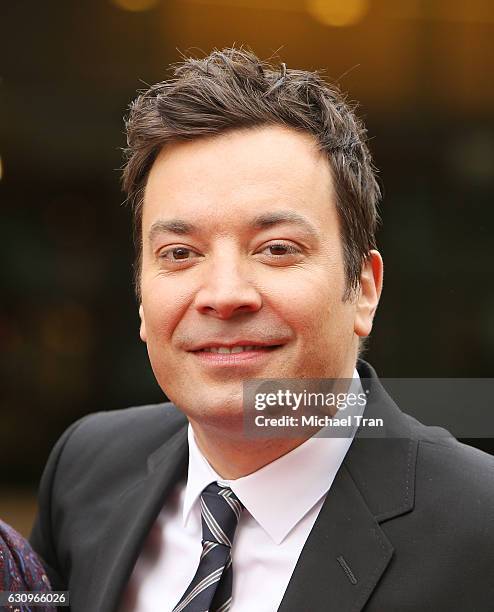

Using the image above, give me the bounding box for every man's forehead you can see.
[144,126,333,194]
[142,126,337,235]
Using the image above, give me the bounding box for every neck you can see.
[189,420,311,479]
[190,360,358,479]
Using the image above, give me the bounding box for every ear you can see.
[139,304,147,342]
[354,250,383,337]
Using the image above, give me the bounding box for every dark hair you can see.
[122,47,380,300]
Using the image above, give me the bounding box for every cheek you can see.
[142,281,192,341]
[281,277,354,344]
[278,270,344,320]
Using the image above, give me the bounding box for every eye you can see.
[159,246,201,262]
[259,242,301,257]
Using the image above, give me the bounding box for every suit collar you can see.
[349,359,417,523]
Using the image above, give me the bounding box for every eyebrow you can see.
[148,219,198,242]
[249,211,319,237]
[147,210,319,242]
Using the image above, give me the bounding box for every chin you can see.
[167,384,243,417]
[189,404,246,438]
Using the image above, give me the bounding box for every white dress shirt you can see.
[121,371,364,612]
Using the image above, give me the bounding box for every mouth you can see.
[188,341,284,366]
[194,344,281,354]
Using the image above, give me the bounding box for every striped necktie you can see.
[172,482,244,612]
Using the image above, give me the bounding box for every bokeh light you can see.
[306,0,369,27]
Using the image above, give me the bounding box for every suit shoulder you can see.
[389,409,494,514]
[417,433,494,487]
[411,430,494,537]
[56,402,187,466]
[70,402,185,437]
[403,409,492,476]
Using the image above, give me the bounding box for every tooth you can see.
[202,345,264,354]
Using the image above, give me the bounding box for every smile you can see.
[190,343,283,368]
[198,345,279,354]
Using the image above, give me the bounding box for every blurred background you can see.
[1,0,494,536]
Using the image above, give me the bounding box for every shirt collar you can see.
[183,369,363,544]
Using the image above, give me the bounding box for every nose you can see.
[193,253,262,319]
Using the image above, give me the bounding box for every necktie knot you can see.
[200,482,243,548]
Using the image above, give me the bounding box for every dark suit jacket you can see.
[30,360,494,611]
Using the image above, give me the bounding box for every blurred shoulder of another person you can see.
[0,518,55,611]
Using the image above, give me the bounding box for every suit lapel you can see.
[279,361,418,611]
[88,424,188,612]
[278,464,394,612]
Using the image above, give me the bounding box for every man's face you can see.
[139,126,376,430]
